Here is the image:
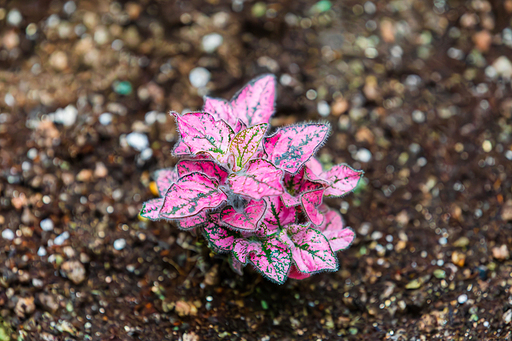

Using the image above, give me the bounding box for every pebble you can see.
[317,100,331,117]
[492,245,509,260]
[140,148,153,161]
[202,33,223,53]
[1,229,14,240]
[54,231,70,246]
[113,81,133,95]
[492,56,512,79]
[50,105,78,126]
[189,67,211,88]
[49,51,69,71]
[355,148,372,162]
[63,1,77,15]
[99,112,113,125]
[15,297,35,318]
[113,238,126,250]
[40,218,54,231]
[457,294,468,304]
[7,9,22,27]
[61,260,86,284]
[412,110,425,123]
[126,132,149,151]
[94,162,108,178]
[504,310,512,324]
[37,246,47,257]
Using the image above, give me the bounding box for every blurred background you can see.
[1,0,512,339]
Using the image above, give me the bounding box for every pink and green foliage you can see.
[140,74,363,284]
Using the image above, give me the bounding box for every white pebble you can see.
[7,9,23,27]
[492,56,512,79]
[54,231,70,246]
[140,148,153,161]
[4,93,15,107]
[126,132,149,151]
[457,294,468,304]
[202,33,223,53]
[1,229,15,240]
[40,218,54,231]
[355,148,372,162]
[63,1,77,15]
[37,246,47,257]
[99,112,113,125]
[50,105,78,126]
[412,110,425,123]
[113,238,126,250]
[189,67,211,88]
[145,111,158,125]
[317,101,331,117]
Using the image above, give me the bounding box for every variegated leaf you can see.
[234,119,247,133]
[300,189,325,226]
[172,139,192,156]
[231,74,276,126]
[220,199,267,230]
[203,216,239,253]
[264,123,330,173]
[324,164,364,197]
[176,159,229,185]
[140,198,163,220]
[203,96,235,127]
[153,168,178,196]
[160,173,227,219]
[176,210,209,230]
[173,112,234,163]
[229,123,268,171]
[263,196,297,230]
[288,265,311,280]
[249,236,291,284]
[318,209,354,252]
[227,159,284,200]
[230,254,244,275]
[281,167,326,207]
[284,224,338,274]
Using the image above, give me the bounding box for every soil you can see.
[1,0,512,340]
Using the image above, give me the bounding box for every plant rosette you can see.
[140,74,363,284]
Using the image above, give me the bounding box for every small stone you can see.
[126,132,149,151]
[99,112,113,125]
[355,148,372,162]
[457,294,468,304]
[202,33,223,53]
[502,200,512,221]
[63,1,77,15]
[492,245,509,261]
[76,169,93,182]
[2,30,20,50]
[38,293,59,313]
[40,218,54,232]
[140,148,153,161]
[405,279,421,289]
[113,238,126,250]
[473,30,492,52]
[175,301,198,316]
[49,51,68,71]
[7,9,22,27]
[451,251,466,267]
[492,56,512,79]
[61,260,86,284]
[1,229,14,240]
[504,310,512,324]
[94,26,110,45]
[317,100,331,117]
[412,110,425,123]
[94,162,108,178]
[113,81,133,95]
[189,67,211,88]
[453,237,469,248]
[433,269,446,279]
[51,105,78,126]
[54,231,70,246]
[37,246,47,257]
[331,98,349,116]
[15,297,35,318]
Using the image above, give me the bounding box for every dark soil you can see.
[1,0,512,340]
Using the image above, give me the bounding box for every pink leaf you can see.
[160,173,227,219]
[301,189,325,226]
[281,167,326,207]
[220,199,267,230]
[176,210,209,230]
[203,216,238,253]
[232,238,260,263]
[234,119,247,133]
[173,112,234,163]
[230,254,244,275]
[176,159,229,185]
[318,209,355,252]
[140,198,163,220]
[231,74,276,126]
[324,164,364,197]
[263,196,297,230]
[227,159,284,200]
[203,97,235,127]
[154,168,178,196]
[249,236,291,284]
[288,265,311,280]
[305,157,324,176]
[172,140,191,156]
[284,224,338,274]
[264,123,330,173]
[229,123,268,171]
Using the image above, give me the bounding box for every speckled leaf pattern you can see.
[227,159,284,200]
[305,157,324,176]
[286,225,337,274]
[288,265,311,280]
[324,164,364,197]
[203,216,238,253]
[203,97,235,127]
[174,112,234,162]
[263,196,297,230]
[249,236,291,284]
[264,124,330,173]
[281,167,326,207]
[172,139,191,156]
[231,74,276,126]
[220,199,267,230]
[154,168,178,196]
[318,209,354,252]
[234,119,247,133]
[176,210,209,230]
[301,189,325,226]
[140,198,163,220]
[160,173,227,219]
[229,123,268,171]
[230,254,244,275]
[176,160,229,185]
